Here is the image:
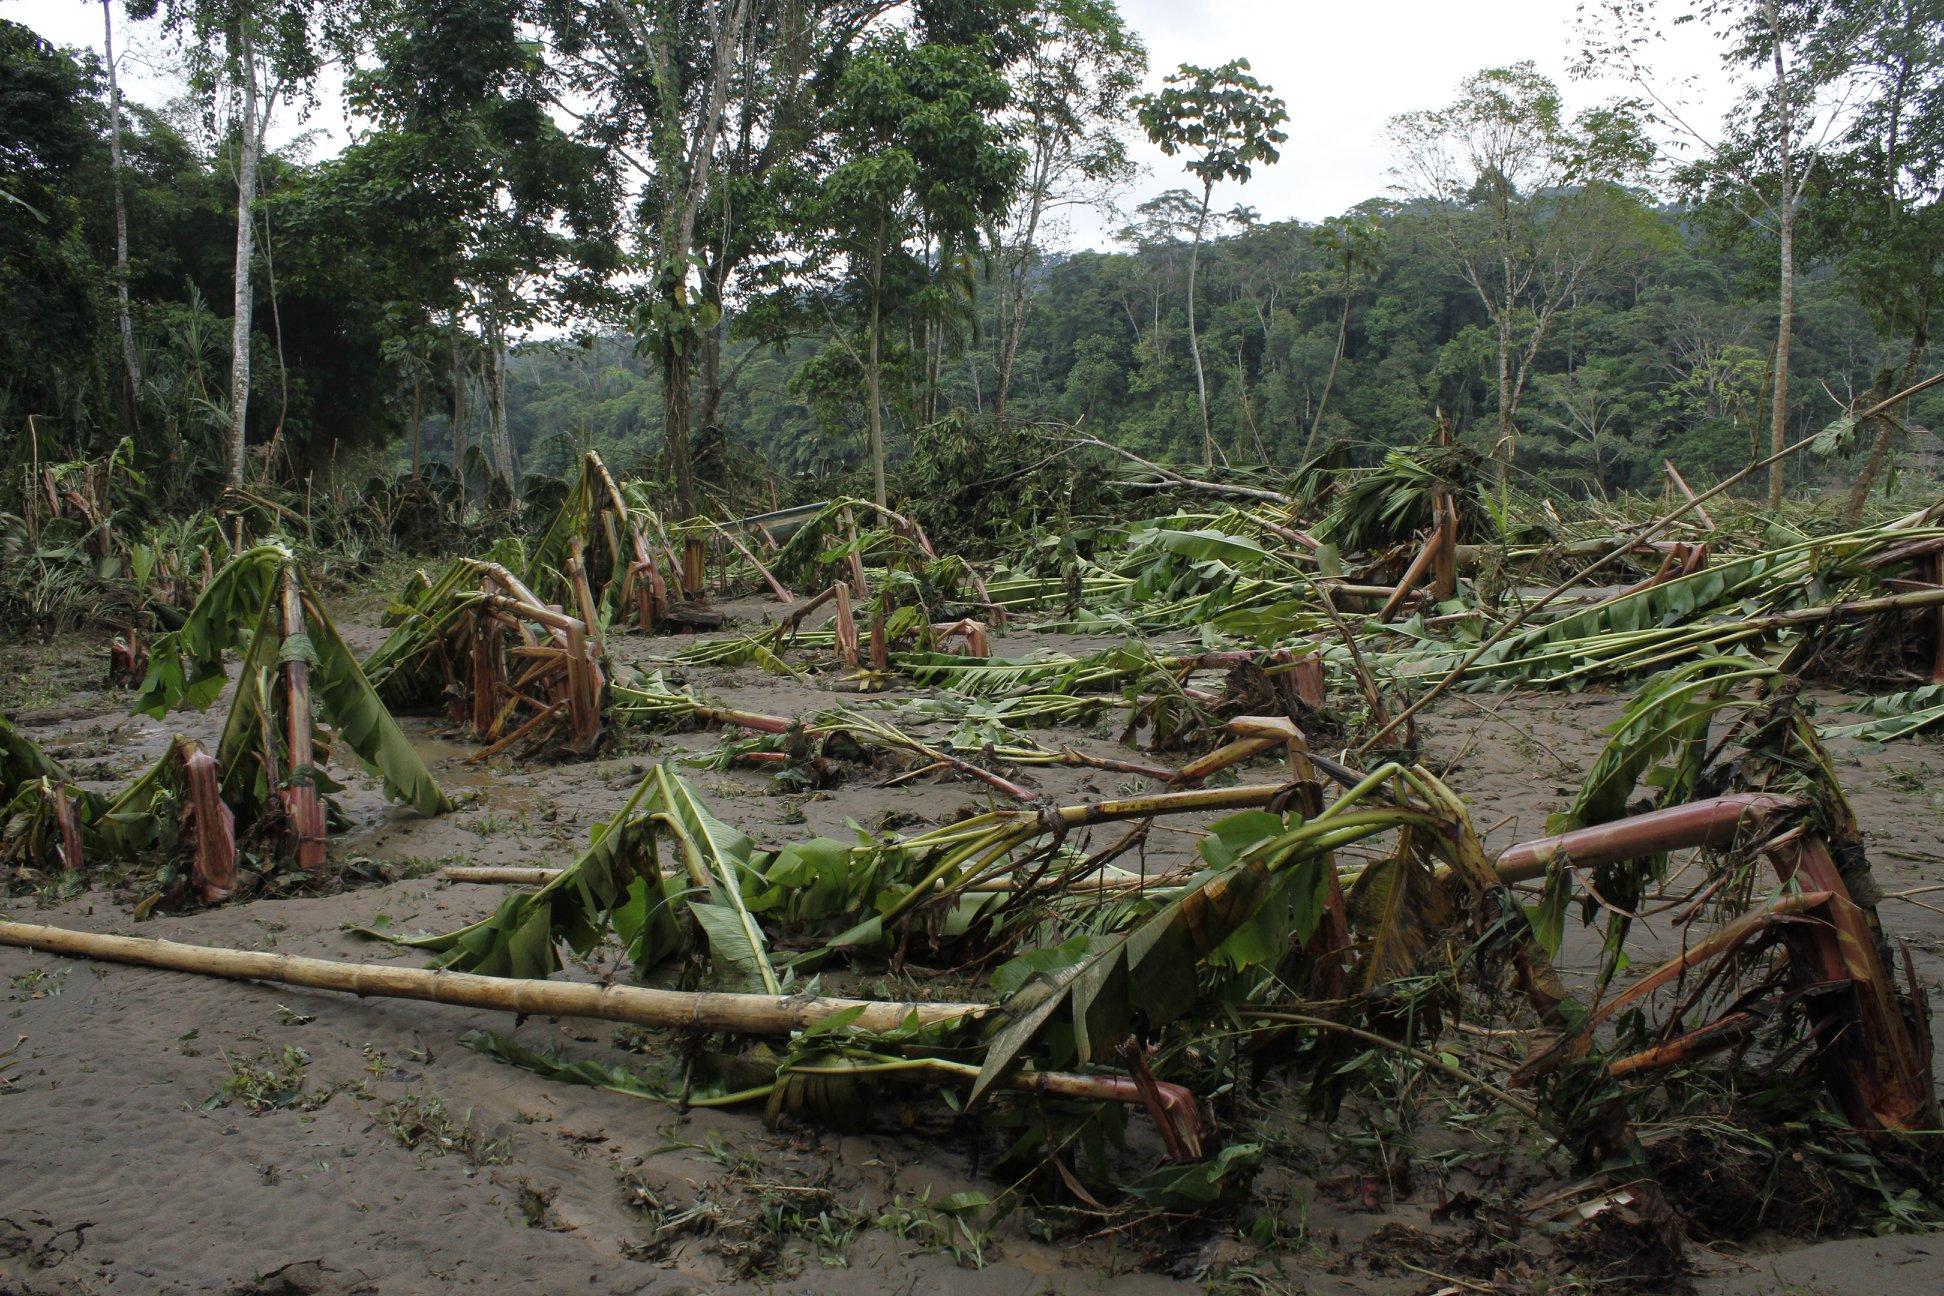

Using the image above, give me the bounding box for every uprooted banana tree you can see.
[0,544,450,903]
[355,662,1932,1229]
[362,555,607,760]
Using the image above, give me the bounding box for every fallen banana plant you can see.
[360,557,607,759]
[2,543,454,897]
[612,670,1177,798]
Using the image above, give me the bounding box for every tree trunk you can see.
[867,252,887,509]
[489,324,515,494]
[103,0,141,435]
[1304,279,1352,460]
[696,321,723,443]
[1495,307,1515,492]
[226,22,263,486]
[450,324,469,498]
[994,152,1051,421]
[1843,332,1926,519]
[409,367,422,480]
[1767,14,1795,511]
[1768,210,1794,510]
[662,288,696,519]
[1188,181,1213,467]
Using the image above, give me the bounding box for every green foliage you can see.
[1133,59,1288,192]
[131,543,448,816]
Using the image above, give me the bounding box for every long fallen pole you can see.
[0,919,1213,1143]
[0,920,985,1035]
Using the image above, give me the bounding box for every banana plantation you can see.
[5,420,1943,1293]
[7,0,1944,1292]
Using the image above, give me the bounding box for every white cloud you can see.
[4,0,1730,247]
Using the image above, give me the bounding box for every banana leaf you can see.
[1,709,70,800]
[374,764,775,989]
[1820,684,1944,743]
[1545,657,1776,973]
[970,802,1422,1104]
[297,577,450,816]
[134,544,287,717]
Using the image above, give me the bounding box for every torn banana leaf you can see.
[1819,684,1944,743]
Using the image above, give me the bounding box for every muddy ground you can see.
[2,592,1940,1295]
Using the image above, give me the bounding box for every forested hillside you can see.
[499,206,1930,500]
[4,1,1940,522]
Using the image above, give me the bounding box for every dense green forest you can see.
[501,207,1930,497]
[3,0,1940,529]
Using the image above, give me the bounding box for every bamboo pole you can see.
[0,921,986,1035]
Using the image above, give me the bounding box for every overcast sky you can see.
[5,0,1728,249]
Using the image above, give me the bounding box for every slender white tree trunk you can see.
[1188,181,1213,466]
[1769,206,1794,509]
[867,241,886,509]
[995,149,1052,420]
[103,0,141,432]
[226,22,262,485]
[1304,276,1352,460]
[1766,1,1794,510]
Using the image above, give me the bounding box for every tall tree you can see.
[1388,63,1651,487]
[1579,0,1857,506]
[990,0,1144,418]
[1302,210,1385,459]
[129,0,352,485]
[100,0,142,433]
[1133,58,1287,467]
[339,0,619,494]
[814,33,1024,506]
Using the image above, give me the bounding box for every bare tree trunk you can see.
[1843,333,1926,519]
[1188,181,1213,467]
[1767,10,1795,511]
[994,151,1052,421]
[103,0,141,435]
[450,323,468,498]
[1495,278,1515,491]
[409,367,422,480]
[1768,212,1795,509]
[1303,280,1352,460]
[489,323,516,494]
[226,22,263,485]
[867,241,887,509]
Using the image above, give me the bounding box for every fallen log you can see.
[0,919,980,1035]
[0,918,1203,1148]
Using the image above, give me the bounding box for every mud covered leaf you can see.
[1344,826,1455,990]
[971,845,1282,1105]
[1120,1142,1261,1207]
[298,580,450,815]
